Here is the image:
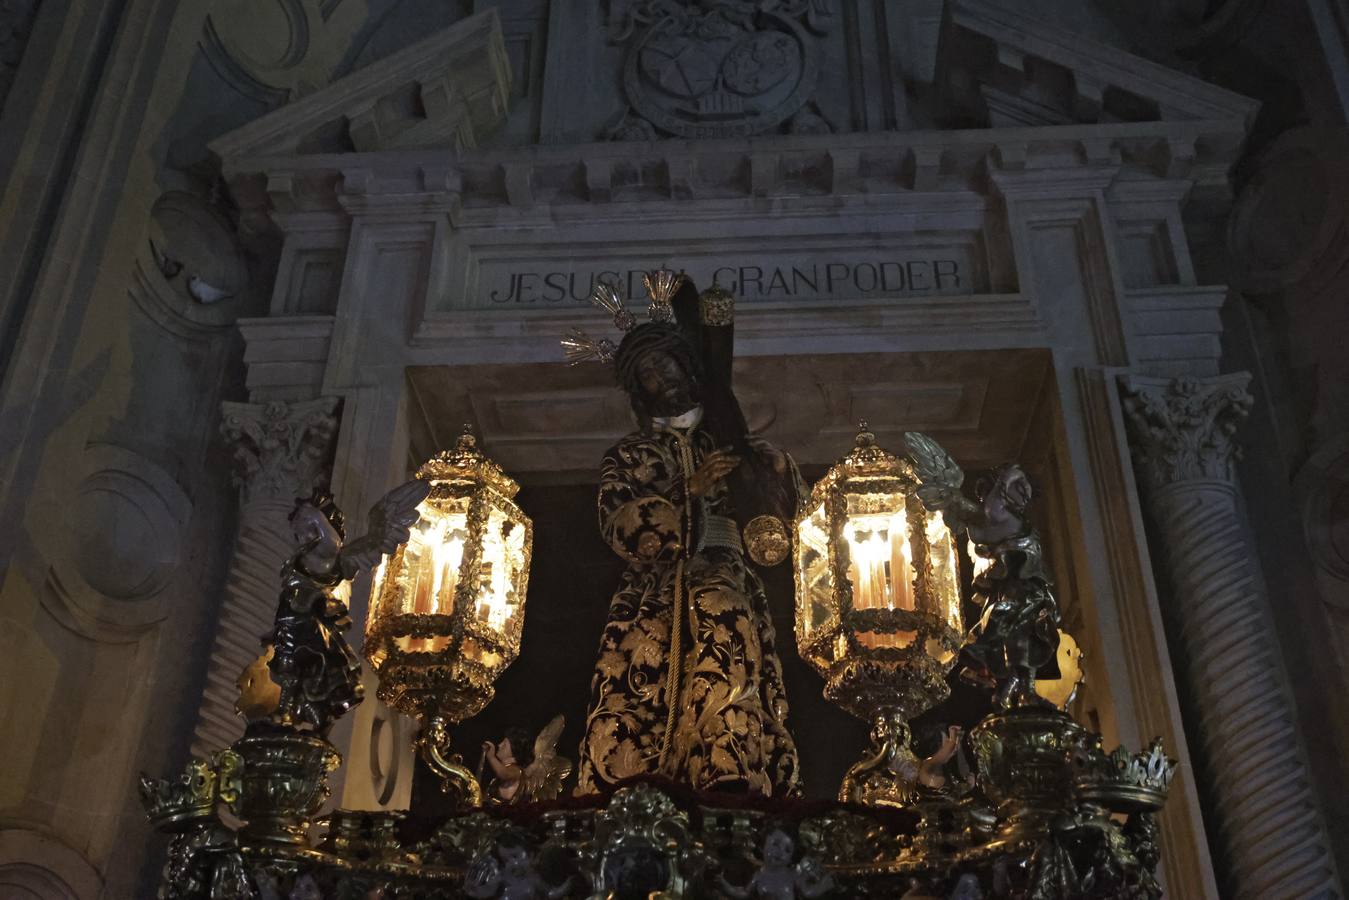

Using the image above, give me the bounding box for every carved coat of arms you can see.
[610,0,833,139]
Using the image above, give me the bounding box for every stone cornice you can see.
[1119,373,1254,491]
[222,120,1249,222]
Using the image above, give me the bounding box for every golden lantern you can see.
[795,422,964,807]
[365,427,532,805]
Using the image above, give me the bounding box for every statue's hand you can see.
[688,448,740,497]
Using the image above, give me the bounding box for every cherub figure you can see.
[265,481,430,735]
[289,874,324,900]
[719,826,835,899]
[947,874,983,900]
[903,434,1060,709]
[839,713,965,807]
[481,715,572,804]
[463,829,572,900]
[899,878,941,900]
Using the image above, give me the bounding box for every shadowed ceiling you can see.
[406,348,1055,481]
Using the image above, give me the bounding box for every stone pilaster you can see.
[1121,374,1342,900]
[190,397,340,756]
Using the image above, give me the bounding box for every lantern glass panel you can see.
[372,500,471,617]
[842,490,915,614]
[796,498,834,640]
[474,505,528,642]
[925,511,963,630]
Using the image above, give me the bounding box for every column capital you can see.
[1120,373,1254,491]
[220,397,340,507]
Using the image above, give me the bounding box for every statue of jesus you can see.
[571,291,801,797]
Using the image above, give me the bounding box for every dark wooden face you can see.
[634,349,696,417]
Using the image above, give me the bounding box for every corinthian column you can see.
[1121,374,1341,900]
[190,397,340,756]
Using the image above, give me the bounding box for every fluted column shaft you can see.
[1122,374,1341,900]
[190,397,339,756]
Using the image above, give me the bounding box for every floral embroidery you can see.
[575,427,802,797]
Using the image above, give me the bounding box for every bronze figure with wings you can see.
[903,433,1061,710]
[262,480,431,735]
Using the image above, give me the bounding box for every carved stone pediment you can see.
[208,2,1260,220]
[941,0,1258,130]
[209,9,511,162]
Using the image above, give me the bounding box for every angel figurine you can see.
[903,433,1060,709]
[718,826,835,899]
[463,829,573,900]
[265,481,430,735]
[839,715,966,807]
[480,716,572,804]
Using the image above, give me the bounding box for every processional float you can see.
[141,267,1176,900]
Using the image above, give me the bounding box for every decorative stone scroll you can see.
[610,0,834,139]
[191,398,340,756]
[1120,374,1343,900]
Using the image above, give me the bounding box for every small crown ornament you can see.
[1072,735,1176,813]
[139,750,243,831]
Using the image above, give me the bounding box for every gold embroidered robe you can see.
[576,413,800,796]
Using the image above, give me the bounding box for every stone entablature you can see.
[225,124,1246,218]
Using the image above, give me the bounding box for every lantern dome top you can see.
[809,422,916,505]
[416,426,520,499]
